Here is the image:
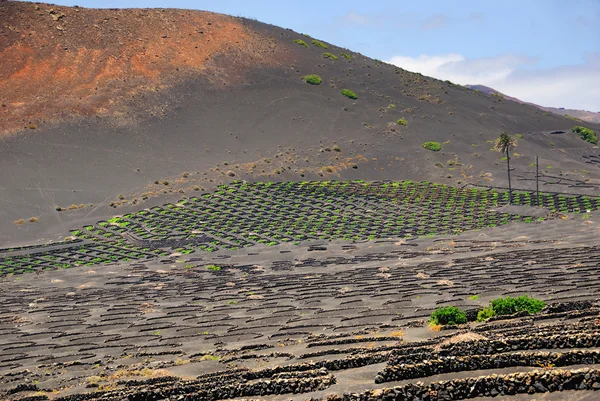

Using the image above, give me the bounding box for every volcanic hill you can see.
[2,2,600,244]
[2,3,600,401]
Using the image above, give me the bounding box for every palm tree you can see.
[494,132,517,204]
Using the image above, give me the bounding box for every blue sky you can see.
[25,0,600,110]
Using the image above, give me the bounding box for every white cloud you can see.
[387,54,464,78]
[386,53,600,111]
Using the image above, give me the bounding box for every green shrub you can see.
[477,295,545,322]
[397,118,407,126]
[490,295,545,316]
[572,126,597,144]
[293,39,308,47]
[422,141,441,151]
[340,53,352,59]
[476,306,495,322]
[206,265,221,271]
[311,39,328,49]
[430,306,467,325]
[303,74,322,85]
[323,52,338,60]
[341,89,358,99]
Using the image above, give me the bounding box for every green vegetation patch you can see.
[572,126,597,144]
[303,74,322,85]
[293,39,308,47]
[4,180,600,277]
[430,306,467,326]
[477,295,545,322]
[397,118,407,126]
[323,52,338,60]
[311,39,328,49]
[340,89,358,99]
[107,217,129,227]
[422,141,441,152]
[340,53,352,59]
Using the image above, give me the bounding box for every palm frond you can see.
[493,132,517,154]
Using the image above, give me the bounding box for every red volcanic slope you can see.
[0,2,288,135]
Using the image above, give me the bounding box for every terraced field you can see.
[2,180,599,276]
[3,2,600,399]
[1,180,600,400]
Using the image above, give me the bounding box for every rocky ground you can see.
[2,3,600,400]
[1,192,599,400]
[2,2,600,246]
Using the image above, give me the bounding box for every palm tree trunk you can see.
[506,150,512,204]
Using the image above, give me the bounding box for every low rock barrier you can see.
[325,368,600,401]
[377,349,600,383]
[185,374,337,400]
[55,373,336,401]
[387,332,600,366]
[299,343,407,360]
[243,351,392,379]
[438,333,600,357]
[306,336,402,348]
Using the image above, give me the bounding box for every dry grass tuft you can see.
[428,323,442,332]
[139,302,157,313]
[199,354,220,361]
[84,367,171,390]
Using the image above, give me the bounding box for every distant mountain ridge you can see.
[465,85,600,123]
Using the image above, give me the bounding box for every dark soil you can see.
[1,2,600,245]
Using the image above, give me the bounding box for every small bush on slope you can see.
[573,126,597,144]
[341,89,358,99]
[311,39,328,49]
[477,295,545,322]
[490,295,545,316]
[303,75,322,85]
[476,307,495,322]
[422,141,441,151]
[293,39,308,47]
[430,306,467,325]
